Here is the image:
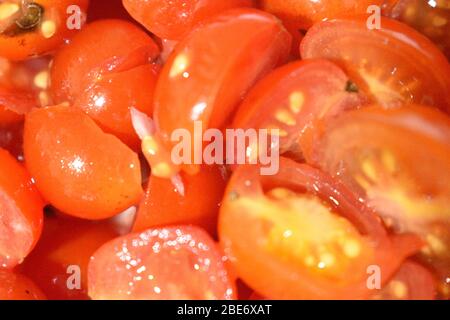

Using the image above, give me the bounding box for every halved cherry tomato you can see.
[386,0,450,59]
[122,0,253,40]
[0,0,89,61]
[0,56,51,125]
[19,212,119,300]
[300,16,450,112]
[88,226,236,300]
[50,19,160,148]
[133,165,227,236]
[0,148,44,269]
[0,270,46,300]
[259,0,397,30]
[23,104,143,220]
[219,157,422,299]
[305,104,450,297]
[232,59,366,161]
[141,8,291,178]
[372,260,436,300]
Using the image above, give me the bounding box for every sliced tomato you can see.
[88,226,236,300]
[385,0,450,59]
[50,19,160,148]
[372,261,436,300]
[0,0,89,61]
[219,157,422,299]
[19,212,119,300]
[122,0,253,40]
[232,59,366,161]
[260,0,397,30]
[306,104,450,297]
[23,104,143,220]
[133,165,227,236]
[300,16,450,112]
[0,56,52,124]
[143,8,291,178]
[0,270,46,300]
[0,148,44,269]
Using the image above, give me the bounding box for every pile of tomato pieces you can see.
[0,0,449,300]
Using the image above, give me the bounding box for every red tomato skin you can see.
[133,165,227,236]
[259,0,397,30]
[0,271,46,300]
[300,16,450,112]
[0,0,90,61]
[19,213,119,300]
[0,148,44,269]
[50,19,160,147]
[23,105,143,220]
[122,0,254,40]
[88,226,236,300]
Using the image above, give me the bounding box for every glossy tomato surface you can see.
[88,226,236,299]
[123,0,253,40]
[50,19,160,148]
[23,104,143,220]
[0,270,46,300]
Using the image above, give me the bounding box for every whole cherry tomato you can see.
[19,212,119,300]
[122,0,253,40]
[232,59,367,161]
[136,8,291,180]
[301,16,450,112]
[133,164,228,236]
[50,19,160,148]
[88,226,236,300]
[0,148,44,269]
[305,104,450,297]
[0,0,89,61]
[23,104,143,220]
[0,270,46,300]
[219,157,422,299]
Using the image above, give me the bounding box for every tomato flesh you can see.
[307,104,450,296]
[88,226,236,300]
[301,16,450,112]
[232,59,366,160]
[0,148,44,269]
[219,157,421,299]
